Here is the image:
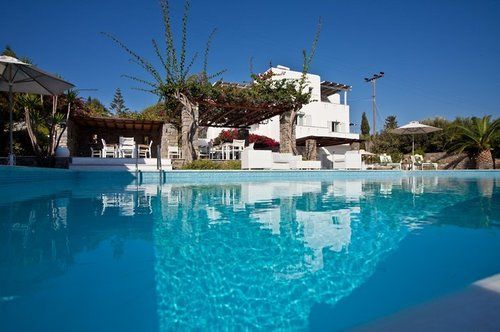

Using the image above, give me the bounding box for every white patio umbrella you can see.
[0,56,74,165]
[390,121,442,155]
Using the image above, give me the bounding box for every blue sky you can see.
[2,0,499,132]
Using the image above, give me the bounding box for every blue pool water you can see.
[0,169,499,331]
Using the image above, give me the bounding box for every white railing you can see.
[296,125,359,140]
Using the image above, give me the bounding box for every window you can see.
[296,113,305,126]
[331,121,340,132]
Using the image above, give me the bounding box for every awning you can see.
[296,135,362,147]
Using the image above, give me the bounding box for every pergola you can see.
[72,116,164,131]
[320,81,351,96]
[68,116,174,158]
[198,100,290,128]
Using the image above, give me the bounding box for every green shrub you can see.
[182,160,220,170]
[219,160,241,170]
[181,160,241,170]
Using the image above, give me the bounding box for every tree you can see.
[2,45,17,57]
[107,0,311,162]
[17,94,68,157]
[279,19,321,155]
[384,115,398,131]
[448,115,499,169]
[85,97,109,117]
[361,112,370,136]
[109,88,129,116]
[105,0,223,162]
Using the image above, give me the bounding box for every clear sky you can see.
[2,0,499,132]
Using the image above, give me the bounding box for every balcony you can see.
[296,125,359,140]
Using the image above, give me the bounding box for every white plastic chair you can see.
[90,147,101,158]
[210,145,222,159]
[168,146,180,159]
[119,137,136,158]
[138,141,153,158]
[101,139,117,158]
[231,139,246,160]
[198,139,209,159]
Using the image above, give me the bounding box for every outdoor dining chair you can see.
[90,147,101,158]
[209,144,223,159]
[119,137,136,158]
[101,139,117,158]
[138,141,153,158]
[167,146,180,159]
[231,139,246,160]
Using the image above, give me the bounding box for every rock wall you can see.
[161,123,179,159]
[423,152,497,169]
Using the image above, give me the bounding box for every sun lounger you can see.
[379,153,402,170]
[411,154,438,170]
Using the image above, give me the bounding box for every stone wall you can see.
[423,152,498,169]
[160,123,179,159]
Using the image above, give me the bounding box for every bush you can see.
[182,159,241,170]
[219,160,241,170]
[213,129,279,150]
[182,160,220,170]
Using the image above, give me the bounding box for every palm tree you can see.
[448,115,499,169]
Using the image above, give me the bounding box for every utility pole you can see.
[364,72,384,135]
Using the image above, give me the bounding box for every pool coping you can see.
[1,165,499,186]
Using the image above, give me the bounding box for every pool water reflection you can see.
[0,173,499,330]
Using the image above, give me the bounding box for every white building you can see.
[207,65,360,168]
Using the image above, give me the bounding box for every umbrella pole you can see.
[8,82,14,166]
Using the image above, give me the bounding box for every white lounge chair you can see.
[272,153,294,169]
[334,151,362,170]
[241,148,321,170]
[332,154,346,170]
[345,151,363,170]
[241,148,273,169]
[379,153,402,170]
[411,154,438,170]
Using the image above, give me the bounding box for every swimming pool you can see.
[1,169,499,331]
